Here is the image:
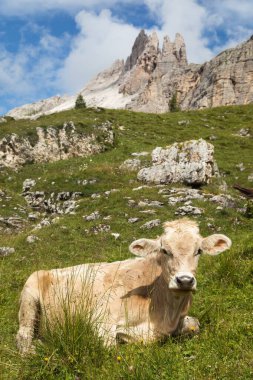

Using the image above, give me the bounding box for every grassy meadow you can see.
[0,105,253,379]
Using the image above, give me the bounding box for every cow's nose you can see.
[176,275,195,289]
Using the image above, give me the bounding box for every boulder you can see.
[137,139,217,185]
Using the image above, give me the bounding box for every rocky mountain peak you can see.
[161,33,187,66]
[6,30,253,119]
[124,29,149,71]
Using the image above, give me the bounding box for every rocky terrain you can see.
[6,31,253,119]
[0,120,114,169]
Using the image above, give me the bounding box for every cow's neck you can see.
[150,275,192,334]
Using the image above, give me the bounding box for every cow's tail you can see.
[16,271,43,354]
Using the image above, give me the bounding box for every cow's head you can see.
[129,219,231,291]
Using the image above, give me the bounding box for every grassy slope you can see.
[0,105,253,379]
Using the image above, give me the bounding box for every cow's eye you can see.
[195,249,202,256]
[161,248,173,257]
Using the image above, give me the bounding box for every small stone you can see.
[140,219,161,229]
[175,205,203,216]
[91,193,101,199]
[128,199,136,207]
[131,152,149,157]
[83,211,101,221]
[177,120,189,126]
[128,217,140,223]
[0,247,15,256]
[90,224,111,234]
[28,213,40,221]
[132,185,151,191]
[23,179,36,192]
[138,200,163,208]
[111,233,120,240]
[236,163,245,171]
[238,128,250,137]
[248,173,253,182]
[26,235,39,244]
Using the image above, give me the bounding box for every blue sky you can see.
[0,0,252,115]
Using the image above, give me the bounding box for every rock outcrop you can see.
[0,121,114,169]
[6,32,253,119]
[137,139,218,185]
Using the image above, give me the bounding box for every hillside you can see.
[6,31,253,119]
[0,105,253,379]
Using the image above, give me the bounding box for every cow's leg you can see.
[173,316,200,336]
[16,274,41,354]
[116,322,156,344]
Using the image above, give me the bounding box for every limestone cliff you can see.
[0,121,114,169]
[6,32,253,119]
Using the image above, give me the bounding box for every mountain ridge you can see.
[6,31,253,119]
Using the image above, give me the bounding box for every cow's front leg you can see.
[173,316,200,336]
[116,322,156,344]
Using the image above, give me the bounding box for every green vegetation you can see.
[0,104,253,379]
[75,94,86,109]
[169,92,180,112]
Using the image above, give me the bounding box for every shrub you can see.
[75,94,86,109]
[169,92,180,112]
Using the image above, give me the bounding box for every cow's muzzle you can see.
[169,272,196,290]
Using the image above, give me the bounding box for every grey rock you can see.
[140,219,161,229]
[111,233,120,240]
[120,159,142,171]
[91,193,101,199]
[0,121,114,169]
[90,224,111,234]
[125,29,149,71]
[28,213,40,221]
[138,200,164,207]
[128,217,140,223]
[0,117,7,123]
[209,194,236,208]
[26,235,39,244]
[23,179,36,192]
[0,247,15,256]
[138,139,217,185]
[84,211,101,221]
[236,163,245,171]
[175,205,203,216]
[248,173,253,182]
[177,120,190,126]
[131,152,149,157]
[238,128,250,137]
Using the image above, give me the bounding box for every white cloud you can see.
[154,0,213,62]
[57,9,140,93]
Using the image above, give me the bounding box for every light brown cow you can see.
[16,219,231,354]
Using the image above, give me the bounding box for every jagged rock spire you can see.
[125,29,149,71]
[161,33,187,66]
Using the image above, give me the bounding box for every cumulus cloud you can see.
[0,29,69,111]
[57,9,140,93]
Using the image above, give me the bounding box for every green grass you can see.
[0,104,253,379]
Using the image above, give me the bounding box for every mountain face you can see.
[7,31,253,119]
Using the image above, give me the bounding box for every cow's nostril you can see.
[176,275,195,288]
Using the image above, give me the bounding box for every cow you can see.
[16,218,231,354]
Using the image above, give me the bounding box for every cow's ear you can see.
[201,234,231,256]
[129,238,160,257]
